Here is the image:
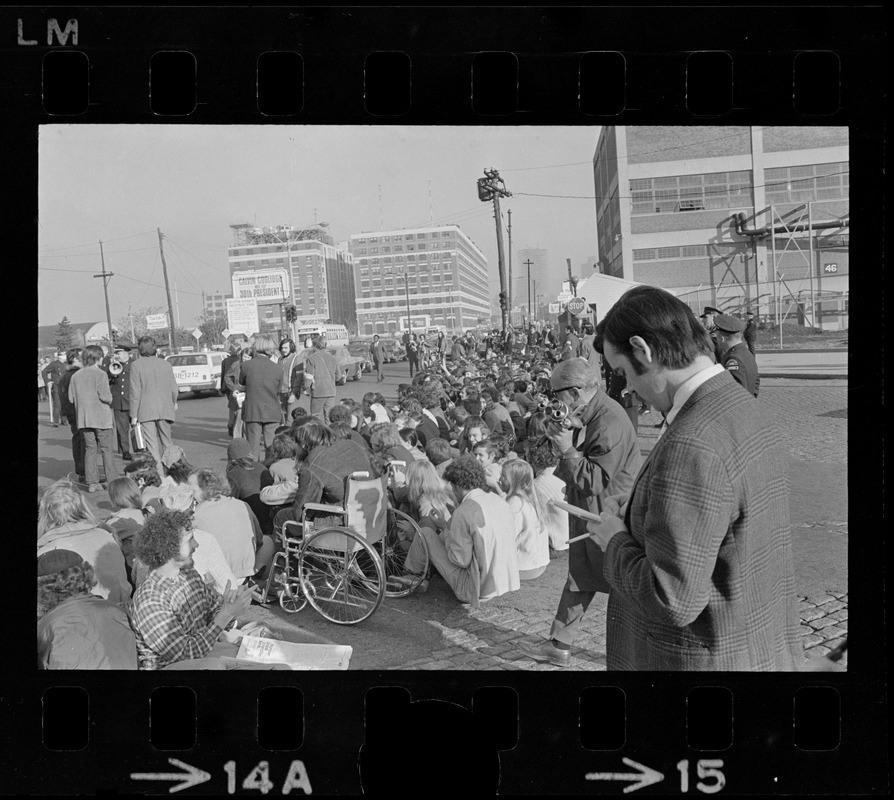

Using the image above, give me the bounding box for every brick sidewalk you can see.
[398,584,848,671]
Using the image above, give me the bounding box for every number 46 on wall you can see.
[677,759,726,794]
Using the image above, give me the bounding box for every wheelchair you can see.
[259,470,430,625]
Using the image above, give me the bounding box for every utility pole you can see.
[157,227,177,354]
[477,168,512,333]
[506,209,513,315]
[524,258,533,329]
[93,240,115,352]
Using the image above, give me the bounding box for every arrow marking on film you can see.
[585,757,664,794]
[131,758,211,794]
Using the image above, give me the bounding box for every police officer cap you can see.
[713,314,746,333]
[700,306,722,317]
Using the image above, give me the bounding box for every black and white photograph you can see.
[36,123,850,673]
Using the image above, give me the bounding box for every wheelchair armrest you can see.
[302,502,346,516]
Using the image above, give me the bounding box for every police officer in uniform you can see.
[699,306,724,363]
[107,345,135,459]
[714,314,760,397]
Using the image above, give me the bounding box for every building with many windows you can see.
[203,289,232,318]
[348,225,490,336]
[227,224,357,337]
[593,126,849,329]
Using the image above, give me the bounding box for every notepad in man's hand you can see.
[236,637,352,670]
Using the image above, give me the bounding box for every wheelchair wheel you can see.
[377,508,431,597]
[298,527,385,625]
[279,577,308,614]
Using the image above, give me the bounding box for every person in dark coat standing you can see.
[56,348,86,482]
[107,345,134,460]
[304,335,339,421]
[370,335,386,382]
[69,345,121,492]
[743,311,758,355]
[236,334,283,461]
[128,336,179,479]
[220,345,241,436]
[42,353,67,427]
[715,314,761,397]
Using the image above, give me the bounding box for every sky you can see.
[38,125,602,330]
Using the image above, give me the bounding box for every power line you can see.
[39,245,160,258]
[37,229,156,254]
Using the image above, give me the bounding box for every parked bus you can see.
[295,323,350,349]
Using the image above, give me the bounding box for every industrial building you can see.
[227,223,357,337]
[348,224,491,336]
[592,126,849,330]
[203,289,232,317]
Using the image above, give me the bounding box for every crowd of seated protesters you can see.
[37,337,593,666]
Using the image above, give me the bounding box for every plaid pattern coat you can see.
[603,371,804,671]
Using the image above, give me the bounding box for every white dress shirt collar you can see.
[666,363,725,426]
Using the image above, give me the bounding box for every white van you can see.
[295,324,350,349]
[166,352,226,397]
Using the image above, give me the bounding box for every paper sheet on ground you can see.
[236,636,352,670]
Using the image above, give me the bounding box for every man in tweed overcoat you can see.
[591,286,804,671]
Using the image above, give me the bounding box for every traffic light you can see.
[477,178,494,202]
[499,291,507,310]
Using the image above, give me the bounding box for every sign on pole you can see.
[226,298,259,337]
[232,269,290,302]
[221,328,231,338]
[146,313,168,330]
[567,296,587,317]
[191,327,202,342]
[548,302,561,315]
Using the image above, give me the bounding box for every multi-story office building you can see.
[203,289,232,317]
[348,224,490,336]
[592,126,849,328]
[227,224,357,336]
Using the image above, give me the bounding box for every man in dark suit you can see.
[588,285,803,670]
[236,334,283,460]
[220,344,241,436]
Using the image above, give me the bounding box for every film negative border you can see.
[7,5,886,796]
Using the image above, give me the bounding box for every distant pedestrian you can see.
[407,333,420,378]
[127,336,179,479]
[744,311,758,355]
[68,345,121,493]
[108,345,134,460]
[42,353,67,426]
[56,348,86,483]
[699,306,724,363]
[370,335,386,382]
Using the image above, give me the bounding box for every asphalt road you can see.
[37,362,848,670]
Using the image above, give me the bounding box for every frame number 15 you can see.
[677,759,726,793]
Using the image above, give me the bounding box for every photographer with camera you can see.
[516,357,641,667]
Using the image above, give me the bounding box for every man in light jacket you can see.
[304,335,340,420]
[128,336,179,479]
[69,345,121,492]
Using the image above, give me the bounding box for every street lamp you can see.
[267,222,329,339]
[399,269,412,337]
